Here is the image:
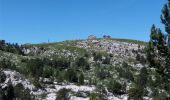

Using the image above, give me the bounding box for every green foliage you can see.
[56,88,70,100]
[117,63,134,82]
[136,67,148,87]
[78,72,84,85]
[102,56,111,64]
[89,92,98,100]
[97,68,109,80]
[149,25,165,48]
[147,0,170,80]
[50,57,70,70]
[43,65,53,78]
[93,52,102,62]
[96,84,107,96]
[27,42,87,56]
[32,78,42,88]
[76,57,86,67]
[53,69,59,77]
[107,80,124,95]
[151,88,159,97]
[0,40,24,55]
[0,58,16,70]
[146,1,170,97]
[122,62,128,68]
[136,53,146,64]
[110,38,147,46]
[54,70,65,82]
[128,86,143,100]
[75,91,87,98]
[161,1,170,34]
[41,57,71,79]
[76,57,90,70]
[65,68,78,83]
[27,58,44,77]
[14,83,33,100]
[152,92,169,100]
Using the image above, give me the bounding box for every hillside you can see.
[0,37,169,100]
[2,0,170,99]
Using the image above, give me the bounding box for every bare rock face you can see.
[0,70,36,91]
[76,39,145,58]
[22,46,46,55]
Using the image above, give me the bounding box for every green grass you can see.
[88,37,147,46]
[23,42,87,56]
[110,38,147,46]
[94,38,147,45]
[49,44,87,54]
[23,39,84,47]
[24,37,147,48]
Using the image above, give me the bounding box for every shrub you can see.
[14,83,33,100]
[65,68,78,83]
[107,80,124,95]
[52,58,70,70]
[90,93,98,100]
[93,52,102,62]
[78,73,84,85]
[56,88,70,100]
[102,57,111,64]
[136,67,148,87]
[26,58,44,77]
[32,78,42,88]
[0,59,16,70]
[97,69,108,80]
[128,86,143,100]
[43,65,53,78]
[76,57,90,70]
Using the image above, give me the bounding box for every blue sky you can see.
[0,0,167,44]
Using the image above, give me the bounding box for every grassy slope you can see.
[95,38,147,46]
[24,38,147,47]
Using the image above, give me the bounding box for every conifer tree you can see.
[148,0,170,83]
[159,0,170,79]
[161,0,170,35]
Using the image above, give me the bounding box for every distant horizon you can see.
[0,0,166,44]
[25,35,148,45]
[1,35,148,45]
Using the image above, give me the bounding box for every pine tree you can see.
[147,1,170,97]
[159,0,170,79]
[161,0,170,35]
[150,24,158,46]
[147,0,170,81]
